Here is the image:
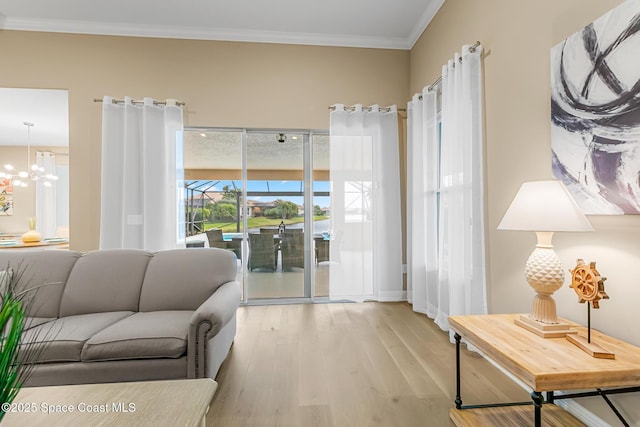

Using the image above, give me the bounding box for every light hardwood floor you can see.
[207,302,530,427]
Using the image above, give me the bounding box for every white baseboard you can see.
[554,396,611,427]
[375,291,406,301]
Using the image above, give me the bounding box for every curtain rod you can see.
[424,40,482,94]
[93,98,185,106]
[327,105,406,113]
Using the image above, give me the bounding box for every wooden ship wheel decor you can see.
[566,259,615,359]
[570,259,609,308]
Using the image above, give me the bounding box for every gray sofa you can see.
[0,247,241,387]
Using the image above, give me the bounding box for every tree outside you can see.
[265,199,298,219]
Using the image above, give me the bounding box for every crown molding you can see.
[2,17,415,50]
[407,0,446,48]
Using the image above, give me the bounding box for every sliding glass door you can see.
[245,131,307,299]
[183,128,329,302]
[312,134,330,297]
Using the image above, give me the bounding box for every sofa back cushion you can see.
[139,248,237,312]
[0,250,82,318]
[59,249,153,317]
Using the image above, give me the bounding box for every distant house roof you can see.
[204,192,224,203]
[247,200,276,207]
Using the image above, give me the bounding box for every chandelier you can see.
[0,122,59,188]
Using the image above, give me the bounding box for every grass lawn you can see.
[206,216,328,232]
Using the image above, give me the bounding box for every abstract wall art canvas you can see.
[0,179,13,195]
[0,195,13,216]
[551,0,640,214]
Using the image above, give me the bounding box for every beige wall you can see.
[411,0,639,423]
[0,30,410,251]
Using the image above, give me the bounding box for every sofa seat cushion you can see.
[21,311,134,364]
[81,311,193,362]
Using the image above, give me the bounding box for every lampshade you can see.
[498,180,593,232]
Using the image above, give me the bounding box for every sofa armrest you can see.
[188,281,241,378]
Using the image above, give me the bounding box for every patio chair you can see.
[259,228,280,259]
[227,238,242,260]
[314,237,330,265]
[280,231,305,271]
[206,228,228,249]
[248,233,277,271]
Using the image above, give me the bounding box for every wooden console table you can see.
[0,239,68,249]
[449,314,640,427]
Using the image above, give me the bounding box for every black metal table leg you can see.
[597,389,630,427]
[455,333,462,409]
[531,391,543,427]
[555,386,640,426]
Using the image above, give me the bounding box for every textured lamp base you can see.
[515,232,577,338]
[515,315,576,338]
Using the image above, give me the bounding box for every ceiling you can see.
[0,0,445,49]
[0,88,69,147]
[184,130,329,171]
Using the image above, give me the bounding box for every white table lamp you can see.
[498,180,593,338]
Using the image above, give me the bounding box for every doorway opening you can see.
[183,128,330,303]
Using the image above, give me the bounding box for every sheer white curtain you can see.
[100,96,184,251]
[35,151,57,238]
[329,104,403,302]
[407,44,486,334]
[407,90,439,318]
